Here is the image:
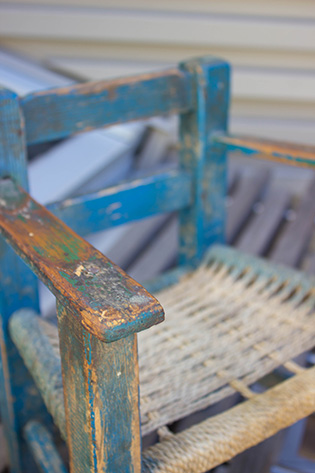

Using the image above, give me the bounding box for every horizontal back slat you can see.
[215,134,315,168]
[20,68,192,144]
[47,170,192,235]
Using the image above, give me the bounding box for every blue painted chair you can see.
[0,56,314,473]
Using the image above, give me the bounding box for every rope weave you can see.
[142,365,315,472]
[15,247,314,469]
[138,253,315,435]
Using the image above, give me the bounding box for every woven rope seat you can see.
[139,245,315,435]
[10,245,315,473]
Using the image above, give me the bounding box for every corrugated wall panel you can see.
[1,2,315,143]
[5,0,315,19]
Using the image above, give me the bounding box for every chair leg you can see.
[57,300,141,472]
[0,88,50,473]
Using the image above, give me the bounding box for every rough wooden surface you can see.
[215,134,315,168]
[226,168,270,242]
[57,301,141,473]
[0,425,8,472]
[0,178,164,342]
[270,177,315,266]
[21,68,192,145]
[0,87,49,473]
[48,170,191,235]
[235,186,290,255]
[179,57,230,266]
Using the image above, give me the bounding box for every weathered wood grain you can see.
[0,88,48,473]
[0,178,164,342]
[57,301,141,473]
[215,134,315,168]
[21,68,192,145]
[226,168,270,243]
[135,126,173,170]
[236,186,290,255]
[47,170,192,235]
[107,214,169,270]
[128,216,178,282]
[0,424,8,472]
[306,254,315,275]
[179,57,230,266]
[273,418,315,473]
[270,177,315,266]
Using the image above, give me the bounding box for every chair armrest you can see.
[214,134,315,168]
[0,178,164,342]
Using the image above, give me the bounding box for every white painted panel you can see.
[48,57,315,104]
[3,38,315,72]
[233,68,315,102]
[0,50,71,93]
[1,5,315,52]
[4,0,315,20]
[28,131,135,204]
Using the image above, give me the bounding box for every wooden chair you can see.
[0,56,314,473]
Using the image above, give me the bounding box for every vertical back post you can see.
[0,88,45,473]
[178,57,230,266]
[56,301,141,473]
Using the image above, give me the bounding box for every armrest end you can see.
[0,178,164,342]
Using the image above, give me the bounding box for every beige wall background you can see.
[1,0,315,144]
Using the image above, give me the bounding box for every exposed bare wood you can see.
[0,178,164,342]
[215,134,315,168]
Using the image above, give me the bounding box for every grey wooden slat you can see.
[272,467,305,473]
[228,431,286,473]
[305,253,315,275]
[276,459,315,473]
[130,160,177,180]
[106,214,169,270]
[128,216,178,283]
[135,126,174,170]
[236,187,291,255]
[270,177,315,267]
[277,420,307,463]
[104,158,239,279]
[226,168,270,243]
[227,162,239,193]
[0,425,8,472]
[272,419,315,473]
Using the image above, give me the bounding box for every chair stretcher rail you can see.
[24,421,68,473]
[47,170,192,236]
[214,134,315,168]
[0,178,164,342]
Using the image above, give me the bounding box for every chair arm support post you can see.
[0,178,164,343]
[0,88,49,473]
[178,57,230,267]
[56,300,141,473]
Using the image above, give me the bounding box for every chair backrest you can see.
[2,56,231,268]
